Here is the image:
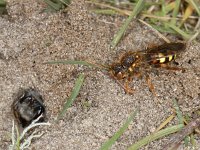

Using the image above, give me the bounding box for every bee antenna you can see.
[85,60,110,71]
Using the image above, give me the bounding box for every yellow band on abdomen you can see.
[159,57,166,63]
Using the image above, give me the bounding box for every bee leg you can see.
[125,77,135,94]
[134,72,142,79]
[109,73,134,94]
[156,64,185,72]
[145,75,157,96]
[115,79,134,94]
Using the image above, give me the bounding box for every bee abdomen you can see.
[151,53,176,64]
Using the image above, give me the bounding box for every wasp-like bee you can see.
[109,42,186,95]
[12,88,45,128]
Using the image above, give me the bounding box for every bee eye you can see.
[112,64,124,74]
[122,56,135,67]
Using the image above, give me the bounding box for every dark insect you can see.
[12,88,45,128]
[109,42,186,95]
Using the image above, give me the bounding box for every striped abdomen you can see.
[146,42,185,65]
[150,52,177,64]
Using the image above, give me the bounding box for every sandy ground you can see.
[0,0,200,149]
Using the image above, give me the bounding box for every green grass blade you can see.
[161,0,169,29]
[0,0,7,14]
[173,99,183,124]
[100,109,138,150]
[43,0,62,11]
[86,1,131,16]
[61,0,71,5]
[0,0,6,5]
[56,74,85,121]
[167,23,192,39]
[165,1,176,13]
[184,114,191,146]
[190,134,196,148]
[170,0,181,25]
[0,0,6,6]
[91,9,118,15]
[184,136,190,147]
[128,124,184,150]
[187,0,200,16]
[161,0,166,16]
[110,0,144,49]
[173,99,190,147]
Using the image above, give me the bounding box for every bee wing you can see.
[147,43,186,53]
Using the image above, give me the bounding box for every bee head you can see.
[121,55,136,68]
[110,63,126,79]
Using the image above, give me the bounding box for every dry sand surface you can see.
[0,0,200,149]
